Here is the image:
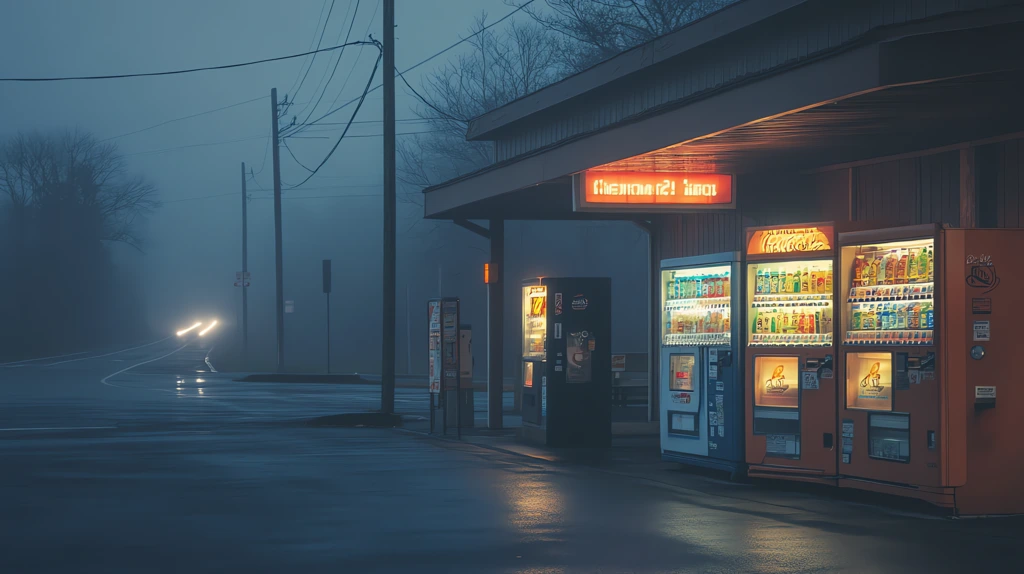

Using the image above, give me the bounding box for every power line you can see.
[285,47,383,190]
[1,41,377,82]
[284,0,379,139]
[395,68,467,124]
[123,134,267,157]
[281,0,536,134]
[296,0,361,125]
[160,192,237,204]
[285,0,331,99]
[290,0,338,109]
[282,139,316,173]
[99,96,267,142]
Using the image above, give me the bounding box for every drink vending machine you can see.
[660,252,744,477]
[837,224,1024,514]
[744,223,838,483]
[520,277,612,447]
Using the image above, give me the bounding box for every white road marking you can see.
[46,336,173,366]
[100,343,190,390]
[0,426,117,432]
[0,351,89,367]
[205,346,218,373]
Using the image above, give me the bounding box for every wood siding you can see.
[492,0,1021,163]
[980,138,1024,227]
[846,151,960,227]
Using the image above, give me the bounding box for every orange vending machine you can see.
[744,223,838,483]
[837,224,1024,515]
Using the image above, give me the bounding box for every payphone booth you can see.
[521,277,612,448]
[837,225,1024,515]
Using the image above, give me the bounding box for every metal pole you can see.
[241,162,248,365]
[487,219,505,429]
[271,88,285,372]
[381,0,396,414]
[326,292,331,374]
[406,283,411,375]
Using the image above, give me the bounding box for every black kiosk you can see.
[521,277,612,447]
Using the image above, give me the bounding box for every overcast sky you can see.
[0,0,516,365]
[1,0,650,374]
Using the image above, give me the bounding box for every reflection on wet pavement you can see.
[1,338,1023,572]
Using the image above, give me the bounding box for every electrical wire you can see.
[284,0,331,99]
[123,134,267,157]
[280,0,537,133]
[282,0,379,138]
[282,139,316,173]
[99,96,267,142]
[1,41,376,82]
[290,0,337,108]
[395,68,467,124]
[295,0,360,124]
[285,47,383,190]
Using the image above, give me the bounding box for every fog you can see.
[0,0,649,375]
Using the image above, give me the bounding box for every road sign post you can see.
[323,259,332,374]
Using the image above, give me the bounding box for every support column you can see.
[960,147,977,228]
[487,219,505,430]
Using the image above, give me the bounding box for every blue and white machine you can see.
[660,252,745,477]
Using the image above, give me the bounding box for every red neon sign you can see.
[578,170,733,209]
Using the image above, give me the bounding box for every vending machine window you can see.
[845,352,893,411]
[662,264,732,347]
[841,238,935,346]
[668,354,696,391]
[746,259,833,347]
[753,356,800,409]
[868,412,911,463]
[523,285,547,359]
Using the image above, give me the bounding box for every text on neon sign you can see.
[591,178,718,198]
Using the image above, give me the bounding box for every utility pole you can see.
[271,88,285,372]
[241,162,248,365]
[381,0,396,414]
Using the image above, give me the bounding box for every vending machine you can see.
[660,253,744,477]
[837,225,1024,514]
[744,223,838,483]
[520,277,612,448]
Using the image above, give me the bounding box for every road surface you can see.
[1,336,1021,572]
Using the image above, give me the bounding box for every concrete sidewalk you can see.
[402,420,1024,523]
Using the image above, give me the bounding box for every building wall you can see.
[493,0,1022,163]
[979,137,1024,227]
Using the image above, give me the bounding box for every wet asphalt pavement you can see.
[2,336,1022,573]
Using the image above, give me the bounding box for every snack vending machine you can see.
[660,252,744,476]
[520,277,612,447]
[837,225,1024,514]
[744,224,838,483]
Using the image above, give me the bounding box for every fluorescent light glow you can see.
[177,322,202,336]
[198,320,218,336]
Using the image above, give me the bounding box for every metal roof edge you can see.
[464,0,808,141]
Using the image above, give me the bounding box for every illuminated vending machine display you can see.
[660,252,744,477]
[521,282,547,426]
[520,277,612,447]
[743,223,838,483]
[836,225,1024,514]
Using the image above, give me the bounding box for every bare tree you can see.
[514,0,738,73]
[0,130,157,251]
[399,13,559,191]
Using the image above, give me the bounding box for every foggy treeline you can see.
[0,131,155,359]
